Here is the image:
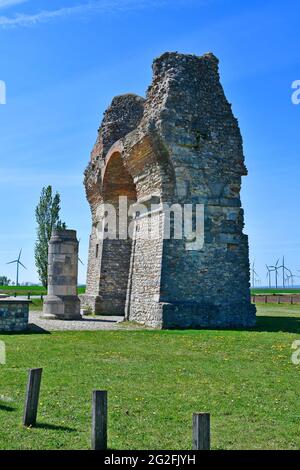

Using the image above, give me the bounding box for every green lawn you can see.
[0,303,300,450]
[0,285,86,296]
[0,285,46,296]
[2,284,300,297]
[251,288,300,295]
[29,299,43,311]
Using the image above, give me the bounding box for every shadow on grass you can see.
[253,316,300,334]
[159,316,300,335]
[0,403,15,412]
[35,423,76,432]
[0,325,50,335]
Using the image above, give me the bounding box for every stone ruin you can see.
[81,52,256,328]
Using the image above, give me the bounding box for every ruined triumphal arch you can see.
[81,52,256,328]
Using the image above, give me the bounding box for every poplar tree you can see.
[35,186,66,288]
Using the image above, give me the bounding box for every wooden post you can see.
[193,413,210,450]
[91,390,107,450]
[23,368,43,427]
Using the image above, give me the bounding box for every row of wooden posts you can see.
[23,368,210,450]
[11,292,44,300]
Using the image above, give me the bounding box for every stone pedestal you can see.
[42,229,81,320]
[0,299,30,332]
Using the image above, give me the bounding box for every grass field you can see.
[0,303,300,450]
[0,285,86,296]
[251,288,300,295]
[2,285,300,297]
[29,299,43,311]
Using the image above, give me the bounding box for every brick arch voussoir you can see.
[122,133,176,201]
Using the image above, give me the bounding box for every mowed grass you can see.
[251,288,300,295]
[0,303,300,450]
[0,285,86,296]
[3,284,300,296]
[29,299,43,311]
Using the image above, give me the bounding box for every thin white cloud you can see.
[0,0,27,9]
[0,0,196,27]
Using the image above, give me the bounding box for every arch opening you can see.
[98,152,137,315]
[103,152,137,204]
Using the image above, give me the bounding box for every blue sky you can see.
[0,0,299,285]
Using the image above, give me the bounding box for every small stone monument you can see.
[0,298,30,332]
[42,229,81,320]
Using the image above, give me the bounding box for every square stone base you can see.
[42,295,82,320]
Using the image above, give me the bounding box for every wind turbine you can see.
[278,256,291,288]
[251,260,260,287]
[287,272,300,288]
[266,265,272,288]
[269,259,280,289]
[6,249,27,286]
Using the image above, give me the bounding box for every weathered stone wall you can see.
[0,300,29,332]
[82,52,256,328]
[143,53,253,327]
[82,95,145,314]
[124,209,164,327]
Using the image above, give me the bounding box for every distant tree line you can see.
[0,276,11,286]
